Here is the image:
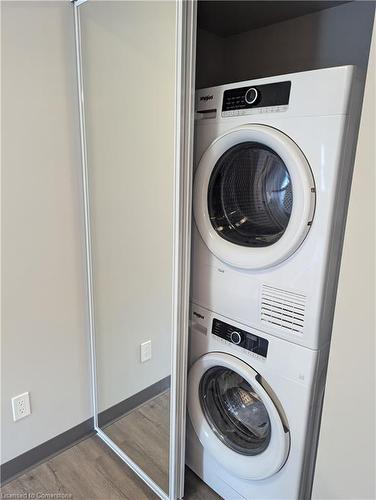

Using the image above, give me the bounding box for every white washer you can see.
[191,66,362,350]
[186,304,330,499]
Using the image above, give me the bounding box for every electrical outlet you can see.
[11,392,31,422]
[140,340,152,363]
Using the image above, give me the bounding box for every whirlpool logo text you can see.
[200,95,213,101]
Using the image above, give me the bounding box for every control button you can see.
[245,87,259,105]
[230,331,242,345]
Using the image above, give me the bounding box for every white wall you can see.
[1,0,177,464]
[312,17,376,500]
[1,2,91,463]
[79,1,176,412]
[196,2,375,88]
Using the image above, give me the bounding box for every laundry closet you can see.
[186,2,375,500]
[2,2,374,500]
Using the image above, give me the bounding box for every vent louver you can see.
[261,284,306,334]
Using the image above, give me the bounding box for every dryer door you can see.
[193,124,315,270]
[188,352,290,480]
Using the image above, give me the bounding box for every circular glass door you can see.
[193,125,316,270]
[188,352,290,480]
[208,142,293,247]
[200,366,271,455]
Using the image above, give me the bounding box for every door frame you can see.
[72,1,197,499]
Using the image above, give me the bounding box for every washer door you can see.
[188,352,290,480]
[193,125,315,270]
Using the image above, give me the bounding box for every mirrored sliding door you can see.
[73,1,196,498]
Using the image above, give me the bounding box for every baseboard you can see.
[98,375,170,428]
[0,418,94,485]
[1,376,170,486]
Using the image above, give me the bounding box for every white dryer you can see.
[191,66,362,350]
[186,304,330,499]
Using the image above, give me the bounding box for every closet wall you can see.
[197,1,375,89]
[312,16,376,499]
[196,28,225,90]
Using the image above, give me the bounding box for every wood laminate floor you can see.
[1,392,220,500]
[103,390,170,492]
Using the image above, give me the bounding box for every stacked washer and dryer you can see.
[186,66,362,499]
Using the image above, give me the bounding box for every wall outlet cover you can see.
[11,392,31,422]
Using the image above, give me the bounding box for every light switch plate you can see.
[140,341,152,363]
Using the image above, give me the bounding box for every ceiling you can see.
[198,1,350,37]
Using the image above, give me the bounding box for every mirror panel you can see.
[79,1,177,494]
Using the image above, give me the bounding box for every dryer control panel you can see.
[212,319,269,358]
[222,81,291,117]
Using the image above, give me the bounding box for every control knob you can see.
[230,331,242,345]
[245,87,259,105]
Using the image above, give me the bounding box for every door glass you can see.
[79,1,177,494]
[199,367,271,455]
[208,142,293,247]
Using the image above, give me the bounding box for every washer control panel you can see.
[222,81,291,117]
[212,319,269,357]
